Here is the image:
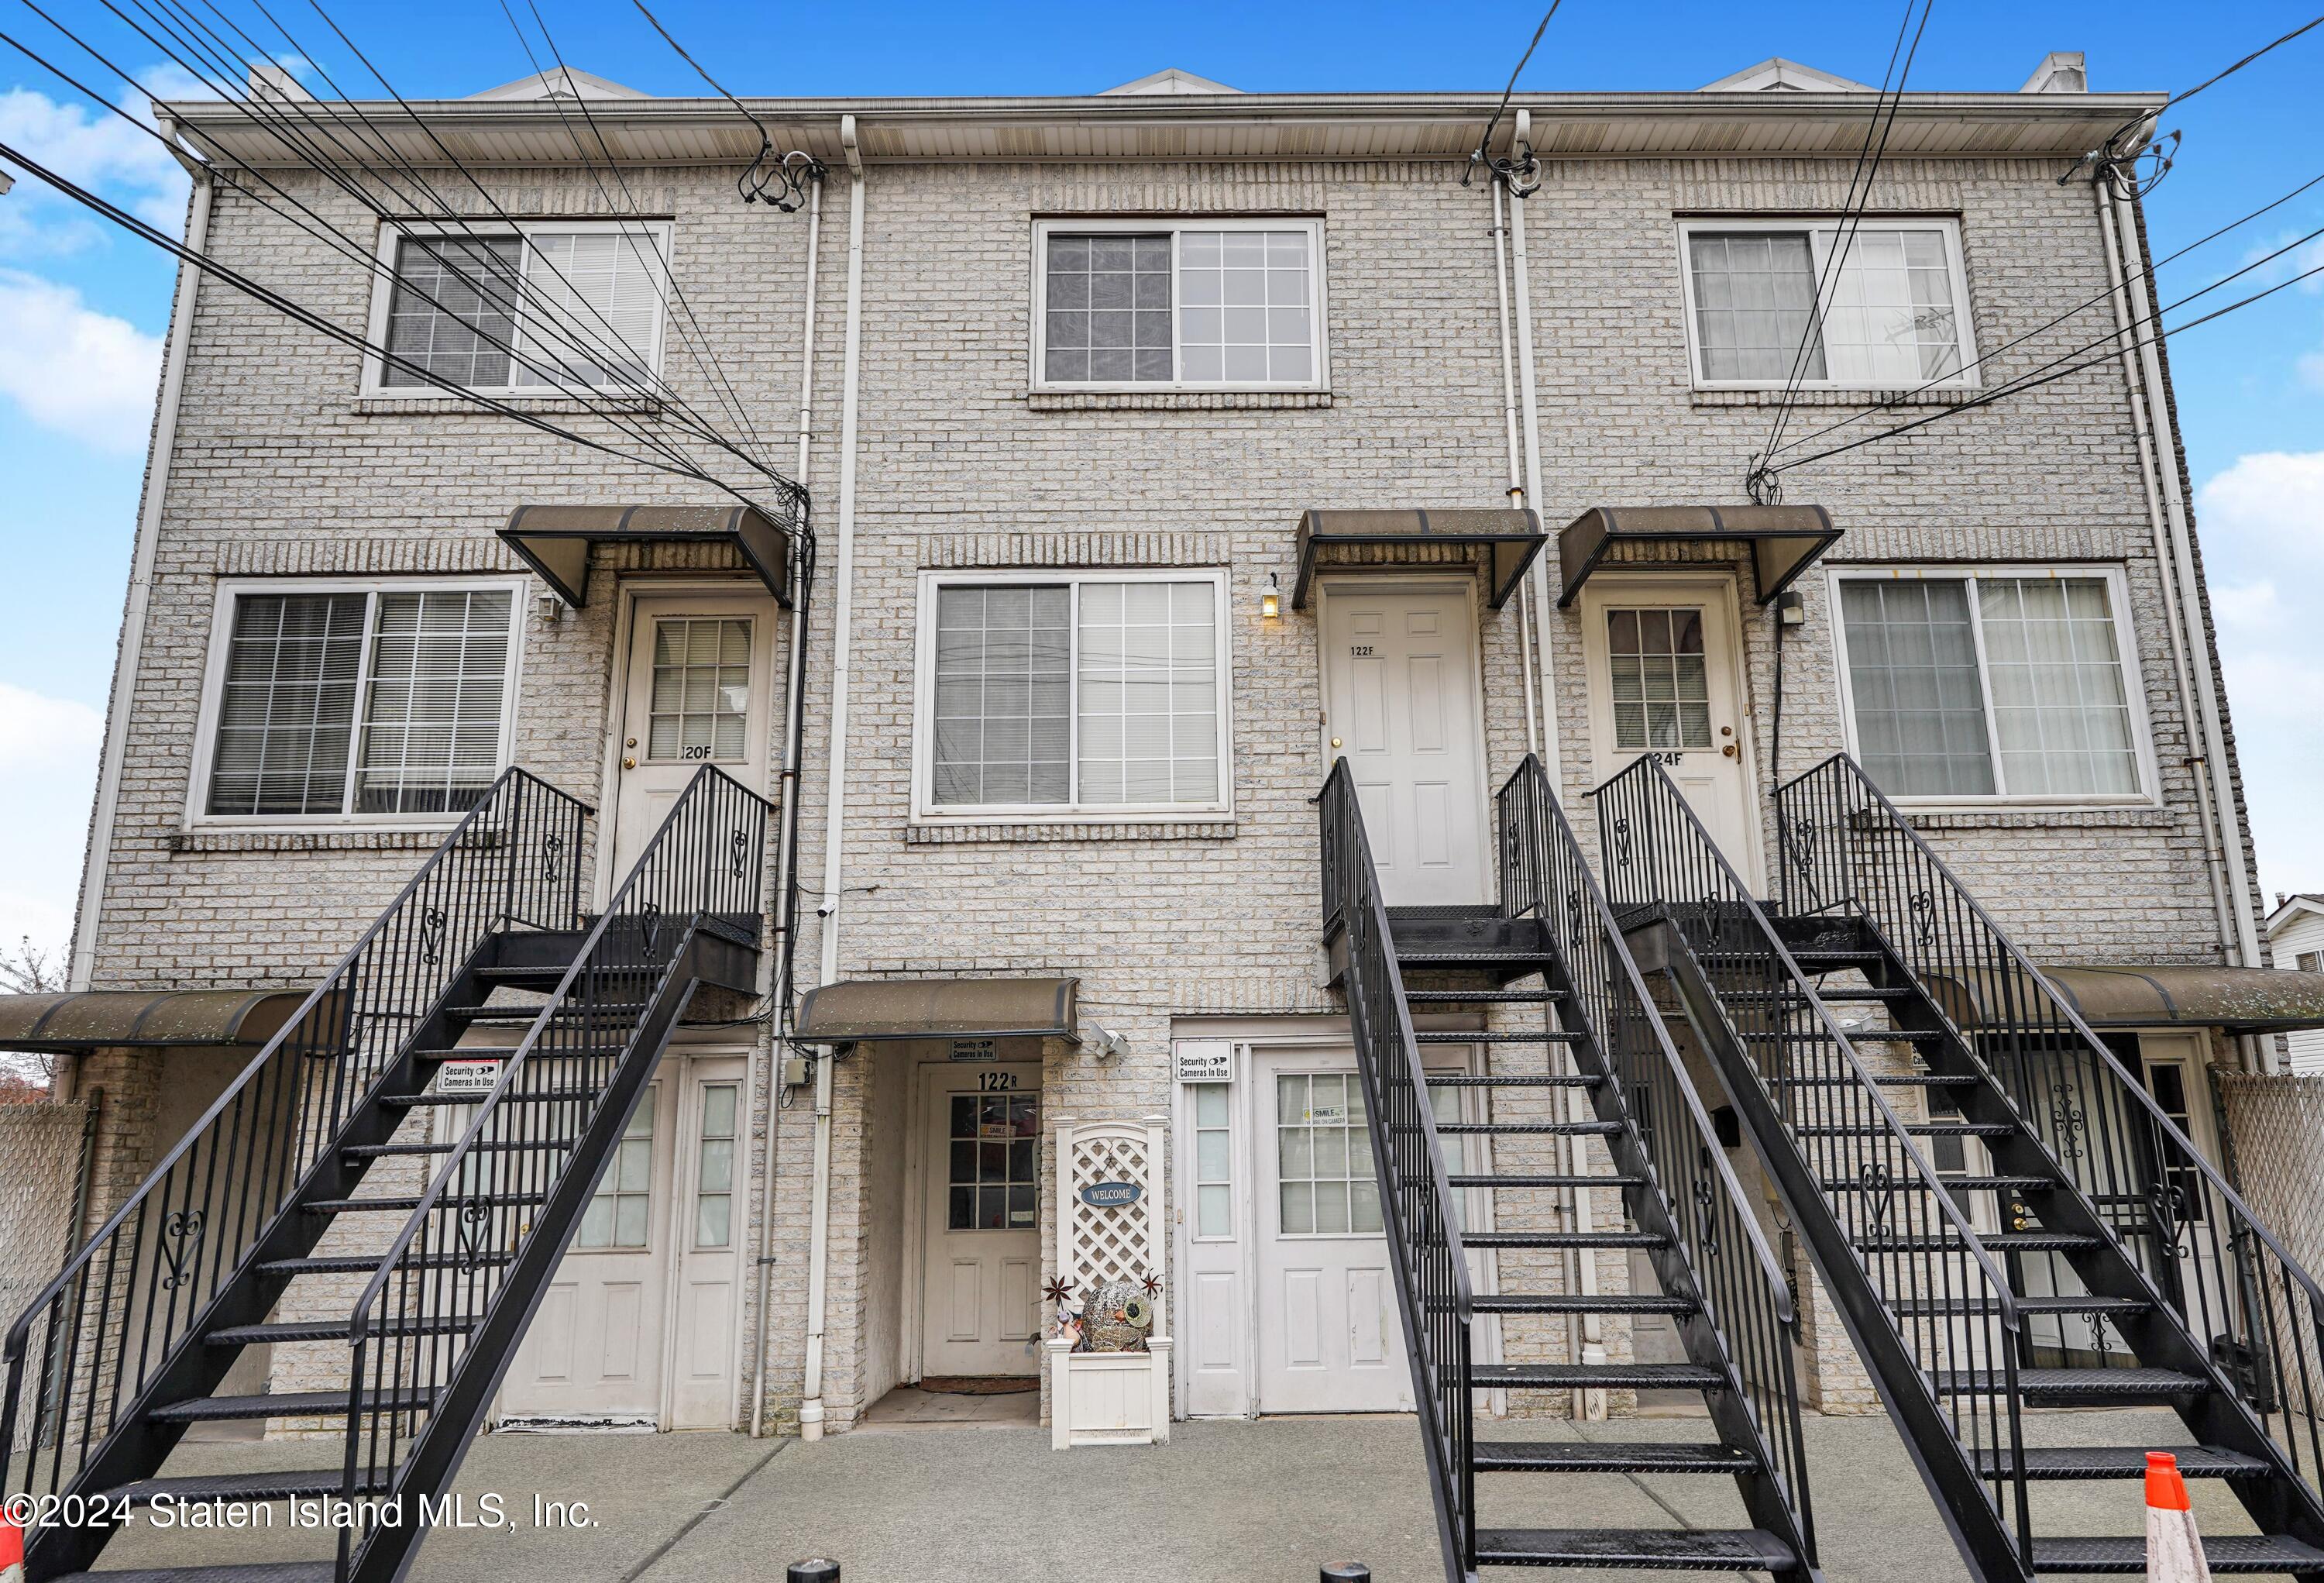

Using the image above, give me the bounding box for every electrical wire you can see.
[1463,0,1562,194]
[2068,10,2324,183]
[627,0,803,207]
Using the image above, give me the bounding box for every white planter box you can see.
[1047,1336,1173,1448]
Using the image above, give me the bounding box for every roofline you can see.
[2267,894,2324,933]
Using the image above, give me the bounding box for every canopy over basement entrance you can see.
[1557,504,1840,606]
[0,987,317,1052]
[1293,508,1547,611]
[794,977,1080,1048]
[1929,964,2324,1038]
[501,503,795,610]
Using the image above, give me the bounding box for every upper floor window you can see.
[193,580,522,824]
[1679,219,1975,390]
[1831,568,2152,805]
[363,221,671,396]
[1032,219,1327,392]
[913,570,1231,819]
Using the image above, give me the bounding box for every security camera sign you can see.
[433,1059,504,1099]
[1174,1041,1231,1082]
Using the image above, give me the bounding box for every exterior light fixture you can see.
[534,590,566,625]
[1775,589,1807,628]
[1260,573,1281,621]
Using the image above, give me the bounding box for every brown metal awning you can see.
[793,977,1079,1044]
[501,504,792,610]
[0,988,318,1054]
[1927,965,2324,1037]
[1294,508,1547,611]
[1556,504,1840,607]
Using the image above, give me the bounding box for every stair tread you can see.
[1893,1295,2152,1317]
[1933,1367,2206,1397]
[1414,1031,1582,1043]
[97,1468,387,1507]
[1437,1120,1621,1136]
[383,1087,600,1108]
[1473,1526,1794,1569]
[1471,1295,1697,1316]
[1795,1120,2014,1137]
[208,1316,471,1344]
[260,1252,510,1275]
[1825,1175,2054,1192]
[1423,1074,1599,1087]
[1446,1174,1646,1189]
[1973,1445,2271,1479]
[1403,989,1567,1003]
[150,1388,436,1423]
[53,1566,338,1583]
[2029,1534,2324,1572]
[1473,1440,1755,1475]
[306,1192,547,1213]
[344,1139,569,1158]
[1859,1231,2099,1251]
[411,1046,622,1062]
[1395,948,1553,963]
[1465,1230,1668,1250]
[1777,1073,1982,1087]
[1474,1362,1725,1389]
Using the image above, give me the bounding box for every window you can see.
[916,571,1229,818]
[579,1088,656,1251]
[1276,1073,1379,1236]
[1832,570,2150,803]
[1191,1082,1232,1239]
[367,222,670,395]
[197,582,521,822]
[1680,220,1975,389]
[693,1084,737,1248]
[1607,608,1712,751]
[2300,951,2324,975]
[1033,219,1326,391]
[947,1092,1040,1230]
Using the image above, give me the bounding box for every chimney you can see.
[2020,52,2089,93]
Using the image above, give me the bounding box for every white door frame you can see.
[1312,574,1497,904]
[1575,571,1765,892]
[660,1041,750,1430]
[901,1057,1045,1382]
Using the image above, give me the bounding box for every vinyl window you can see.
[197,581,521,823]
[1033,219,1325,391]
[1831,569,2151,804]
[1681,219,1975,389]
[916,570,1230,818]
[367,222,670,395]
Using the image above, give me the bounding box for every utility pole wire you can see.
[1464,2,1563,189]
[2064,9,2324,183]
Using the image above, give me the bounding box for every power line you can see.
[1463,1,1563,194]
[628,0,813,209]
[2064,9,2324,186]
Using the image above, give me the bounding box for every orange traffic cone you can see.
[0,1507,22,1583]
[2146,1451,2213,1582]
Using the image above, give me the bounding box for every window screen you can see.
[383,237,521,387]
[1838,580,1996,797]
[1076,580,1219,804]
[1688,232,1824,383]
[1689,225,1967,386]
[517,229,663,388]
[1977,577,2138,797]
[1043,233,1171,384]
[931,586,1071,805]
[206,592,368,816]
[381,229,663,391]
[356,589,513,814]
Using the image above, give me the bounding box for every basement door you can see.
[1578,576,1765,891]
[608,590,780,880]
[500,1055,746,1430]
[919,1062,1043,1377]
[1318,582,1491,907]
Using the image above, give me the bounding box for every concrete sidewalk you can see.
[91,1406,2273,1581]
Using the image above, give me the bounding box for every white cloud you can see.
[0,683,101,967]
[0,269,162,452]
[2199,451,2324,566]
[0,81,192,246]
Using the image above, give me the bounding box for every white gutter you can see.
[70,165,212,990]
[1507,112,1602,1418]
[798,114,864,1442]
[2103,174,2263,973]
[748,170,823,1438]
[1488,180,1539,756]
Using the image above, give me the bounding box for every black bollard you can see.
[1320,1565,1371,1582]
[786,1561,840,1583]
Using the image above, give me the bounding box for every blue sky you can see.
[3,0,2322,967]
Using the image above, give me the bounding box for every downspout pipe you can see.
[2103,173,2264,973]
[748,168,823,1438]
[1490,180,1540,757]
[798,115,864,1441]
[70,159,211,990]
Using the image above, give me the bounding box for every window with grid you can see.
[1191,1082,1232,1239]
[1684,222,1970,387]
[925,576,1225,814]
[1037,222,1323,389]
[578,1087,656,1250]
[693,1084,737,1249]
[203,585,516,821]
[379,225,667,393]
[1836,571,2146,801]
[647,618,753,762]
[947,1093,1040,1231]
[1606,607,1712,751]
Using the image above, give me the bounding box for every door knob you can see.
[1721,744,1738,759]
[1330,737,1342,748]
[623,755,637,769]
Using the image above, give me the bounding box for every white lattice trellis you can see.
[1057,1117,1167,1294]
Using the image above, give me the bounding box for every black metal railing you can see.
[339,764,767,1582]
[0,770,589,1517]
[1316,759,1475,1581]
[1776,752,2324,1485]
[1497,754,1815,1564]
[1591,755,2038,1568]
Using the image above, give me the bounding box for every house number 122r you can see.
[977,1071,1018,1092]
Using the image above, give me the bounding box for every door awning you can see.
[1556,504,1840,607]
[793,977,1080,1044]
[1926,965,2324,1036]
[1294,508,1547,611]
[0,988,318,1053]
[501,504,793,610]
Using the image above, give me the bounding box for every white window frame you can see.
[1826,564,2161,811]
[910,566,1236,824]
[184,575,528,831]
[1676,216,1980,392]
[1028,217,1330,394]
[359,219,674,399]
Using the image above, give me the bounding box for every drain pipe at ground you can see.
[748,168,823,1440]
[799,115,865,1442]
[1508,111,1606,1420]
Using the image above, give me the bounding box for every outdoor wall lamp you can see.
[1260,573,1281,621]
[534,589,566,625]
[1776,589,1807,628]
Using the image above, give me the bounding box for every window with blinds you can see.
[1835,570,2147,802]
[1683,221,1973,389]
[202,585,517,820]
[923,574,1228,814]
[376,224,669,393]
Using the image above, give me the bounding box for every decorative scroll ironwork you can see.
[158,1210,203,1292]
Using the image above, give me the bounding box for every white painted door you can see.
[1320,584,1490,907]
[920,1062,1043,1377]
[1580,580,1763,890]
[504,1080,671,1425]
[610,592,779,879]
[666,1057,746,1429]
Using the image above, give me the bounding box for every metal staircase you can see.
[0,765,767,1583]
[1592,750,2324,1579]
[1318,755,1818,1581]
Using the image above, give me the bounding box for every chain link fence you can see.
[0,1094,95,1452]
[2219,1071,2324,1420]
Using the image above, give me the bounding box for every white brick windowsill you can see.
[171,828,464,853]
[353,395,664,417]
[1898,806,2179,833]
[1026,391,1332,412]
[1690,387,1977,411]
[905,819,1238,845]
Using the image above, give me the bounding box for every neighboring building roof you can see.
[0,988,318,1052]
[1700,57,1873,93]
[468,67,648,102]
[1100,67,1242,96]
[2267,893,2324,936]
